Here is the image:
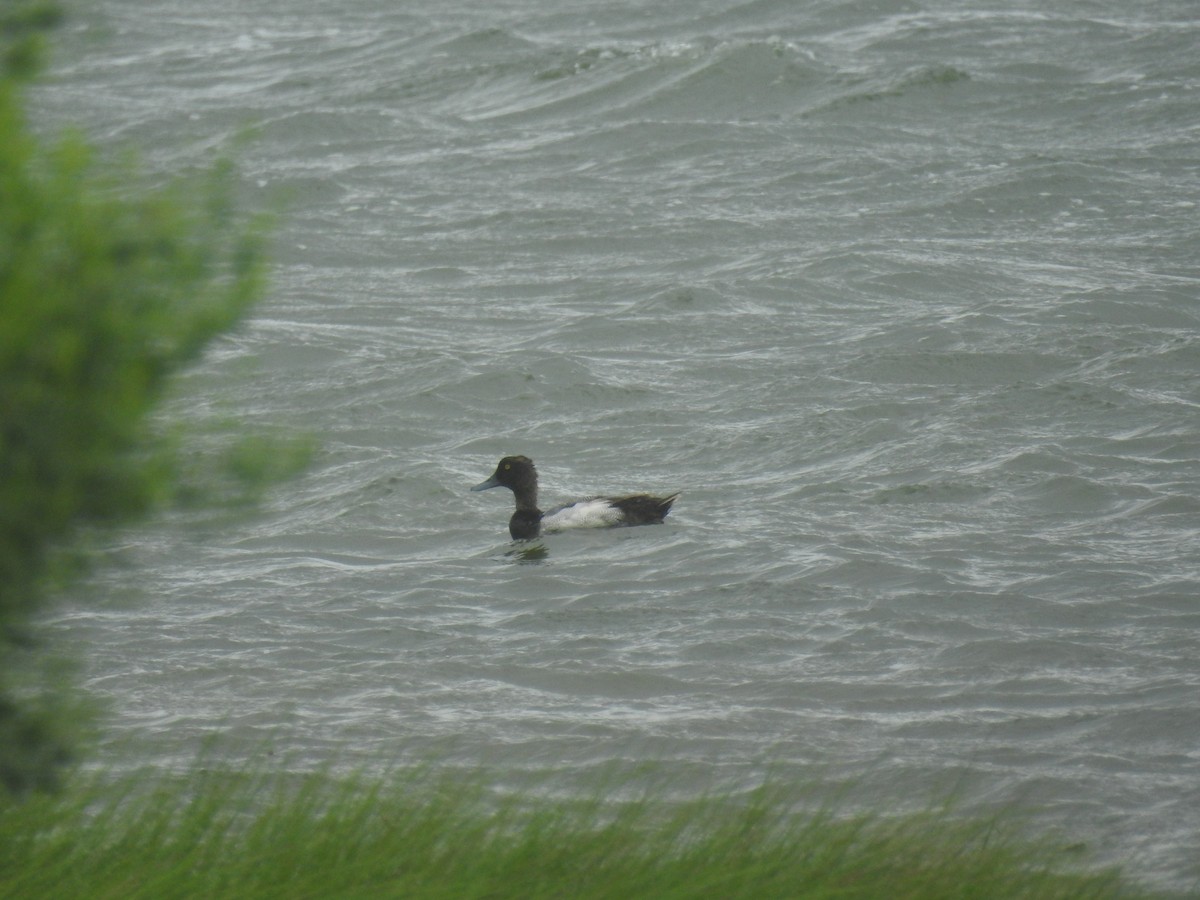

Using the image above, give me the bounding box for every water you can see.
[35,0,1200,890]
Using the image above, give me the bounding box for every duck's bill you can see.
[470,476,501,492]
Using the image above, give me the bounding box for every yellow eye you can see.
[504,463,511,470]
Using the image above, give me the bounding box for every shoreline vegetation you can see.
[0,765,1164,899]
[1,0,299,797]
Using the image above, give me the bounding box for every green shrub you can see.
[0,4,271,794]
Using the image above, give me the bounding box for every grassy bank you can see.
[0,766,1153,899]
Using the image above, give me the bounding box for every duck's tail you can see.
[611,492,679,525]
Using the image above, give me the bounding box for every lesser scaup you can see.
[471,455,678,540]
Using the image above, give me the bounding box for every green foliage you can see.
[0,767,1147,900]
[0,7,273,794]
[0,1,62,80]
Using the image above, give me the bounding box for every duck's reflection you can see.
[505,542,548,563]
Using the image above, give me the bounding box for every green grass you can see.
[0,766,1156,899]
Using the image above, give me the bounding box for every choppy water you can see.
[36,0,1200,890]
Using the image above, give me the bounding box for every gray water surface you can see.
[38,0,1200,889]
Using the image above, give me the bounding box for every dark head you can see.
[470,456,539,508]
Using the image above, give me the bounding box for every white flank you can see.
[541,499,624,532]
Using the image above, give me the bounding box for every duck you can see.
[471,455,678,540]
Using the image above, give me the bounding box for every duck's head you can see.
[471,455,537,495]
